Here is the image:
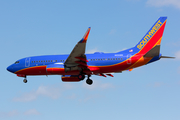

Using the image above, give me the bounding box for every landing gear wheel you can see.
[86,79,93,85]
[23,79,27,83]
[78,74,85,80]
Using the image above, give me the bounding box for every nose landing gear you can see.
[23,76,27,83]
[23,78,27,83]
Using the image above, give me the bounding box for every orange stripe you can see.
[125,56,152,70]
[153,37,162,47]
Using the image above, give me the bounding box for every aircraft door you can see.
[25,58,31,67]
[127,54,131,64]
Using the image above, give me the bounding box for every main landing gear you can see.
[86,75,93,85]
[78,74,85,80]
[78,74,93,85]
[86,78,93,85]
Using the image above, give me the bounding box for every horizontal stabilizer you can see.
[144,45,160,57]
[160,56,175,59]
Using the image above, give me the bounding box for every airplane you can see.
[7,17,174,85]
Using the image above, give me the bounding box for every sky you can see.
[0,0,180,120]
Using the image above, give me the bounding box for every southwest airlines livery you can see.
[7,17,174,85]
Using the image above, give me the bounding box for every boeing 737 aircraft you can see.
[7,17,174,85]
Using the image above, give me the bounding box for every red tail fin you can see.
[135,17,167,55]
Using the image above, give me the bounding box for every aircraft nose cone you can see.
[7,65,14,73]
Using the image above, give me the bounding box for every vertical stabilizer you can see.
[134,17,167,55]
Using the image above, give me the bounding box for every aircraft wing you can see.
[64,27,91,72]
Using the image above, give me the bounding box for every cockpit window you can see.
[14,61,20,64]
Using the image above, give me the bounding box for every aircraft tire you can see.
[23,79,27,83]
[86,79,93,85]
[78,74,85,80]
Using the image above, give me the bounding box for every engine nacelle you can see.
[61,75,81,82]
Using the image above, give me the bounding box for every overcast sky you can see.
[1,0,180,120]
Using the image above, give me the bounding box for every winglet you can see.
[79,27,91,43]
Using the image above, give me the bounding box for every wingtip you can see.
[78,27,91,43]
